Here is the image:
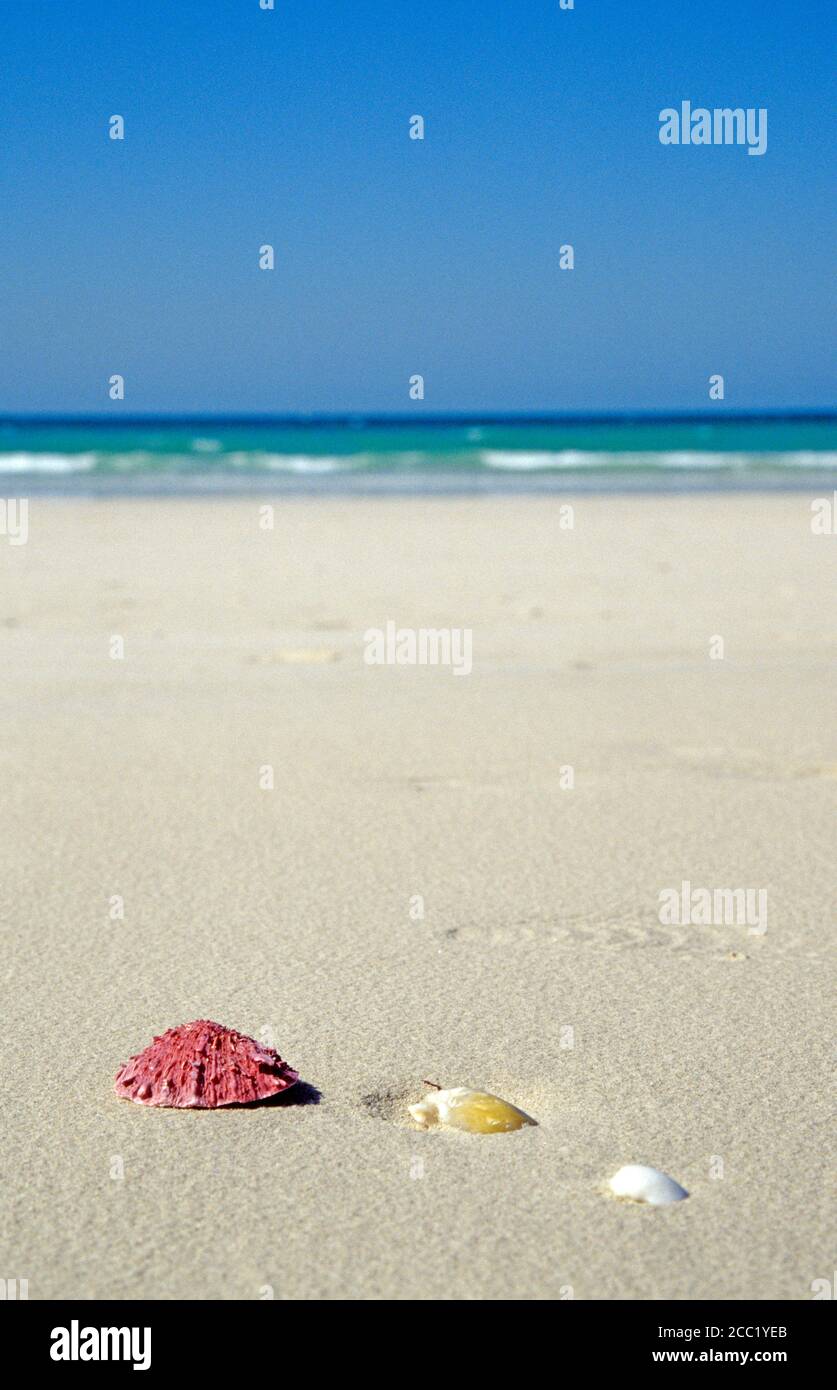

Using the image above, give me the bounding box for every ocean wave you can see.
[481,449,837,471]
[0,450,365,475]
[260,453,356,474]
[221,451,368,473]
[0,451,98,474]
[772,451,837,468]
[481,450,579,470]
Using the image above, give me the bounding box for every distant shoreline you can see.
[8,473,837,499]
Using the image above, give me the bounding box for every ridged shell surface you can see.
[114,1020,299,1108]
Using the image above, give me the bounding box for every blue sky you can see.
[0,0,833,414]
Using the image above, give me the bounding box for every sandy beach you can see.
[0,492,833,1300]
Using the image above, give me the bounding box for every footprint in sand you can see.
[359,1085,417,1125]
[665,746,837,781]
[438,911,766,957]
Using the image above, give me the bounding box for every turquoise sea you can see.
[1,416,835,494]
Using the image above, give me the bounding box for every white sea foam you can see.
[0,452,97,474]
[481,450,583,470]
[225,452,359,473]
[776,451,837,468]
[265,454,352,473]
[0,450,359,475]
[481,449,837,471]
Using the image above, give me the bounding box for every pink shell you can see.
[114,1020,299,1108]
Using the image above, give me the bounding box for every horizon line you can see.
[1,410,835,428]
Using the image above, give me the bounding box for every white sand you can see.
[0,494,833,1299]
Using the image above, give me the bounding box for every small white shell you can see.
[608,1164,688,1205]
[408,1086,536,1134]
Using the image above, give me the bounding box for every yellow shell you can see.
[408,1087,536,1134]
